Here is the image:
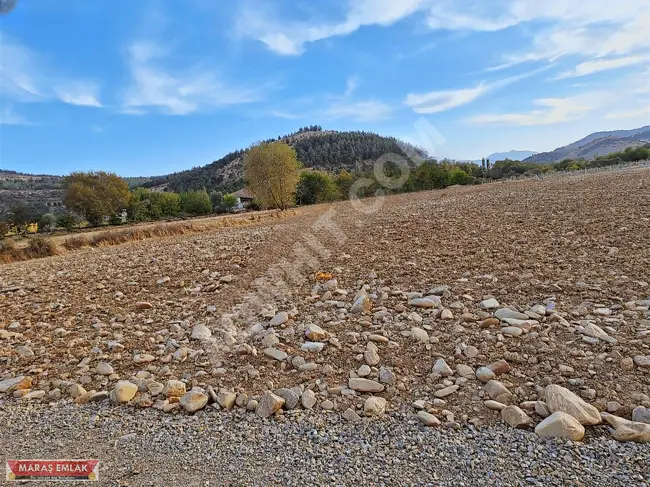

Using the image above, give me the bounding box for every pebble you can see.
[417,411,441,426]
[179,389,209,414]
[364,396,387,417]
[256,391,285,418]
[270,312,289,327]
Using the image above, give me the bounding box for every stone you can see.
[480,318,500,328]
[16,346,34,358]
[191,324,212,340]
[256,391,285,418]
[275,388,300,410]
[270,311,289,327]
[351,295,372,313]
[305,324,328,341]
[410,327,429,343]
[21,390,46,400]
[476,367,496,383]
[301,342,325,352]
[501,406,532,428]
[379,367,396,385]
[364,396,387,417]
[261,333,279,348]
[96,362,113,376]
[90,391,109,402]
[357,364,371,377]
[464,346,479,358]
[501,327,523,337]
[433,359,453,377]
[601,412,650,443]
[580,322,617,344]
[263,347,288,361]
[434,385,459,398]
[133,353,155,364]
[301,390,317,409]
[0,376,31,393]
[163,380,186,398]
[494,308,529,320]
[456,364,475,380]
[545,384,601,425]
[111,380,138,404]
[417,411,441,426]
[535,412,585,441]
[487,359,511,375]
[364,343,380,366]
[348,378,385,393]
[343,408,362,422]
[135,301,153,310]
[321,400,334,410]
[440,309,454,320]
[535,401,551,418]
[621,357,635,371]
[633,355,650,368]
[484,400,507,411]
[216,391,237,410]
[632,406,650,424]
[484,380,511,401]
[480,298,500,309]
[409,298,438,308]
[180,389,209,413]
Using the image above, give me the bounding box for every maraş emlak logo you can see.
[0,0,17,14]
[6,460,99,482]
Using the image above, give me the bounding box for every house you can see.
[232,187,254,210]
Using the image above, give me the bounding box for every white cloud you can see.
[467,93,606,126]
[405,85,490,114]
[54,82,103,107]
[0,37,103,108]
[0,107,35,126]
[553,55,649,80]
[121,39,272,115]
[404,67,548,114]
[237,0,425,55]
[325,100,392,122]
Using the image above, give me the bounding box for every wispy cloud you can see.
[467,93,606,126]
[553,55,649,80]
[604,107,650,120]
[54,81,103,107]
[0,36,103,108]
[0,107,36,126]
[121,38,273,115]
[404,67,548,114]
[237,0,425,55]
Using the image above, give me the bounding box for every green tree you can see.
[63,171,130,226]
[244,142,300,210]
[180,190,212,215]
[56,213,78,231]
[335,169,355,198]
[39,213,57,233]
[296,170,340,205]
[222,194,238,212]
[9,204,30,226]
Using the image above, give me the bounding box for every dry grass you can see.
[0,237,60,264]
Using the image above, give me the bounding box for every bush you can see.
[39,213,57,233]
[296,170,340,205]
[180,190,212,215]
[56,213,78,231]
[222,194,238,212]
[26,236,58,258]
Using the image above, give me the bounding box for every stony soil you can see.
[1,168,649,484]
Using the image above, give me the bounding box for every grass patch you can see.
[0,237,59,264]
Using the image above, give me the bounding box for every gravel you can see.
[1,401,648,487]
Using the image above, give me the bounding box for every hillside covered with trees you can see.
[140,127,427,193]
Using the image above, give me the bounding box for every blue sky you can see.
[1,0,649,176]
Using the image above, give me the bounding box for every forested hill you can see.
[140,127,427,193]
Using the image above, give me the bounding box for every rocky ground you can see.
[1,168,649,485]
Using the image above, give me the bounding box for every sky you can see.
[1,0,649,176]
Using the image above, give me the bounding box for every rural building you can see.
[232,188,254,210]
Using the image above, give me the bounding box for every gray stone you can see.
[270,311,289,327]
[364,396,387,416]
[348,378,384,393]
[417,411,441,426]
[632,406,650,425]
[263,347,288,361]
[256,391,285,418]
[501,405,532,428]
[191,324,212,340]
[275,388,300,410]
[494,308,529,320]
[535,411,585,441]
[545,384,601,425]
[433,359,453,377]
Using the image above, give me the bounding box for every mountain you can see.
[523,125,650,163]
[486,150,537,162]
[140,127,427,193]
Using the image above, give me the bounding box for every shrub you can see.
[39,213,57,233]
[296,170,340,205]
[56,213,78,231]
[26,236,59,258]
[180,190,212,215]
[222,194,238,212]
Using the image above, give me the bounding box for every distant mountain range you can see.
[523,125,650,163]
[475,150,537,163]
